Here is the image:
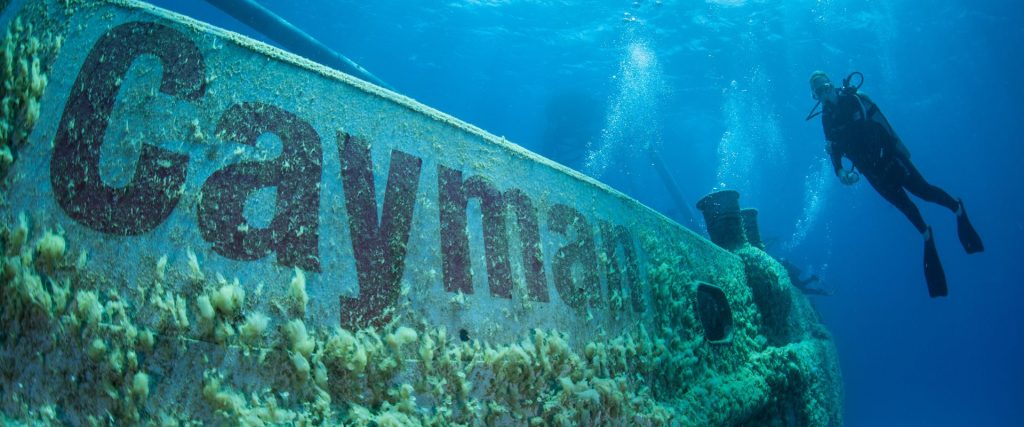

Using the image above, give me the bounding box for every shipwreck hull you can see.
[0,1,842,425]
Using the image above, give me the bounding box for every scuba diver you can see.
[807,71,984,297]
[779,259,833,297]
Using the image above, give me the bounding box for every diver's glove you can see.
[838,169,860,185]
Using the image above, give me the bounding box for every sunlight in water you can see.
[785,156,833,250]
[584,38,665,179]
[714,67,786,197]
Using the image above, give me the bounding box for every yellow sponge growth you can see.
[288,268,308,315]
[210,281,244,316]
[35,231,65,264]
[239,311,269,344]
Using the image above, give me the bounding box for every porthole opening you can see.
[696,282,734,344]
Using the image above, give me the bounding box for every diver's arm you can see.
[827,141,859,184]
[826,140,843,175]
[822,110,844,175]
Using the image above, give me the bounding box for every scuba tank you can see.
[805,71,864,121]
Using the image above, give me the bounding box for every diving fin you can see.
[956,199,984,254]
[924,227,948,298]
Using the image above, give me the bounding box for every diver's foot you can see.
[923,226,948,298]
[956,199,984,254]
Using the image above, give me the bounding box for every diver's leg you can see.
[866,172,928,234]
[867,170,947,296]
[803,287,834,297]
[899,160,958,211]
[900,160,983,253]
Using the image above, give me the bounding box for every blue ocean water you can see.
[151,1,1024,425]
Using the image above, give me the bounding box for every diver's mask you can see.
[812,81,833,101]
[805,71,863,121]
[805,79,832,121]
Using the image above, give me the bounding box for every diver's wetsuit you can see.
[780,259,831,296]
[822,92,958,233]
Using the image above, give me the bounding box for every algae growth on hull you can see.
[0,0,843,425]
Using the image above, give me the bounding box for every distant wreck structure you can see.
[0,1,842,425]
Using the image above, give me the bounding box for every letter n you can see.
[437,166,515,298]
[599,221,644,312]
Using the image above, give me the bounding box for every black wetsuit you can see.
[822,91,958,233]
[780,259,831,296]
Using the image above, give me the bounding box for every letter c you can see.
[51,22,205,235]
